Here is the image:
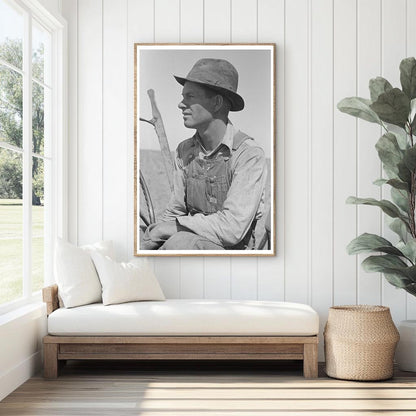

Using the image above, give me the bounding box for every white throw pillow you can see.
[54,239,114,308]
[90,252,165,306]
[81,240,115,259]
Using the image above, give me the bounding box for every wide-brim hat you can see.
[174,58,245,112]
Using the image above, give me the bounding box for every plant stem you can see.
[409,123,416,238]
[410,175,416,239]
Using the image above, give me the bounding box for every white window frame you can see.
[0,0,67,315]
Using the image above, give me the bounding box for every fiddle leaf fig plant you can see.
[337,57,416,297]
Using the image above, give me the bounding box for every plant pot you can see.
[395,320,416,372]
[324,305,400,381]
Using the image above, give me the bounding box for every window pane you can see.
[0,0,24,70]
[32,156,43,293]
[32,81,44,155]
[0,65,23,148]
[32,20,51,85]
[0,147,23,305]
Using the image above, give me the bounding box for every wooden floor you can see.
[1,360,416,415]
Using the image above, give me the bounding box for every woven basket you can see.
[324,305,399,381]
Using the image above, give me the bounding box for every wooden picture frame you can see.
[134,44,275,256]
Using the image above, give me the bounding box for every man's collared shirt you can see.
[194,121,234,157]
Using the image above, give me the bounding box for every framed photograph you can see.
[134,44,275,256]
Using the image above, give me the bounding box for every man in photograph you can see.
[142,58,267,250]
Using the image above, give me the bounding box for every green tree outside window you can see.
[0,38,44,205]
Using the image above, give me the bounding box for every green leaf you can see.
[383,271,412,288]
[389,218,410,241]
[369,77,393,102]
[370,88,410,128]
[386,179,410,191]
[384,166,400,180]
[337,97,382,125]
[397,240,416,264]
[397,161,412,185]
[362,254,408,272]
[394,130,410,150]
[403,146,416,172]
[373,178,388,186]
[403,265,416,282]
[404,283,416,296]
[361,255,416,288]
[410,98,416,125]
[411,99,416,133]
[391,187,409,213]
[346,196,405,219]
[347,233,404,256]
[374,177,409,191]
[375,132,404,173]
[400,57,416,100]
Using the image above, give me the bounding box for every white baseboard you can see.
[0,351,42,402]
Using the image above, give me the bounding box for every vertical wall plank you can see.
[127,0,155,290]
[77,0,103,245]
[180,258,204,298]
[382,0,406,89]
[155,0,180,42]
[407,0,416,319]
[153,259,181,298]
[203,0,232,299]
[310,0,334,359]
[178,0,205,298]
[204,0,231,42]
[152,0,181,297]
[229,0,258,300]
[284,0,309,304]
[407,0,416,58]
[381,0,407,323]
[333,0,357,305]
[257,0,285,301]
[127,0,154,262]
[356,0,382,305]
[231,258,258,299]
[61,0,77,245]
[204,260,231,299]
[180,0,203,43]
[230,0,257,42]
[103,0,128,260]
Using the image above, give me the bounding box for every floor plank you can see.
[1,361,416,415]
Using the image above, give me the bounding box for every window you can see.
[0,0,66,312]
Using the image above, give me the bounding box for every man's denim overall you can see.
[177,131,257,250]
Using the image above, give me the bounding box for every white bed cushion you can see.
[90,253,165,305]
[47,299,319,336]
[55,239,114,308]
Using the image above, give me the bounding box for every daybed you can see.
[42,284,320,379]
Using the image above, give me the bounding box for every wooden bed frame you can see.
[43,285,319,379]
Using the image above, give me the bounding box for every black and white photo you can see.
[134,44,275,256]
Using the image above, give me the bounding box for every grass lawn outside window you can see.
[0,198,44,305]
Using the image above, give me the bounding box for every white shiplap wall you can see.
[61,0,416,357]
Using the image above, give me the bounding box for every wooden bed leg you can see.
[303,343,318,379]
[44,343,59,379]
